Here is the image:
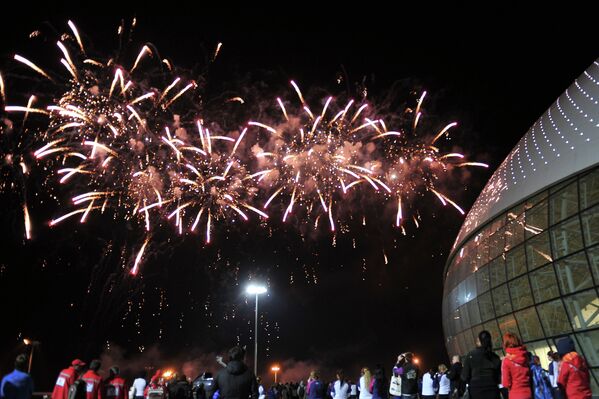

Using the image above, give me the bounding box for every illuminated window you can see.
[587,245,599,283]
[489,256,506,288]
[492,284,512,316]
[563,289,599,331]
[526,231,552,270]
[498,313,520,337]
[482,319,502,349]
[580,169,599,210]
[537,299,572,336]
[476,264,490,294]
[505,216,525,251]
[581,204,599,246]
[555,252,593,295]
[526,199,548,239]
[530,264,560,303]
[478,292,495,322]
[515,307,544,341]
[550,182,578,224]
[468,299,482,326]
[551,217,584,259]
[489,228,506,260]
[510,275,533,310]
[506,244,527,279]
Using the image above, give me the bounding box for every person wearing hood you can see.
[213,346,258,399]
[82,360,103,399]
[556,336,592,399]
[501,333,531,399]
[52,359,87,399]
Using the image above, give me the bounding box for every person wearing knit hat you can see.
[556,336,592,399]
[556,337,575,357]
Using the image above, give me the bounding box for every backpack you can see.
[68,379,87,399]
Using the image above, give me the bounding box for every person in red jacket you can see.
[501,332,532,399]
[52,359,87,399]
[104,367,127,399]
[556,336,592,399]
[82,360,103,399]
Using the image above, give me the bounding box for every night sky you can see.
[0,6,597,390]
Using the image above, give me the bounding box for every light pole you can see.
[246,284,267,376]
[23,339,40,374]
[271,365,280,384]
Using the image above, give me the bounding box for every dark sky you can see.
[0,6,597,390]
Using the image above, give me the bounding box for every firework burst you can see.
[4,21,198,233]
[162,122,267,243]
[369,92,488,230]
[248,81,382,231]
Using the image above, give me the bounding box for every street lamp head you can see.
[246,284,267,295]
[271,366,280,372]
[23,339,31,345]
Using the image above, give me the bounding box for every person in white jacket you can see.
[332,371,350,399]
[436,365,450,399]
[130,373,146,399]
[358,368,372,399]
[421,369,436,399]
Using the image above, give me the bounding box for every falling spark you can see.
[277,98,289,121]
[213,42,223,60]
[249,121,277,134]
[457,162,489,168]
[431,122,458,144]
[431,189,465,215]
[130,237,150,276]
[290,80,306,104]
[14,55,53,81]
[130,45,153,73]
[415,91,427,116]
[396,197,403,227]
[24,204,31,240]
[68,20,85,53]
[0,72,5,103]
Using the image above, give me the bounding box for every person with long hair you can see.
[501,332,531,399]
[461,330,501,399]
[332,370,350,399]
[370,366,387,399]
[358,368,372,399]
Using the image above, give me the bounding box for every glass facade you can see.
[443,166,599,391]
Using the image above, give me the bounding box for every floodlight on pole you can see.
[246,284,267,376]
[23,338,40,373]
[271,365,281,384]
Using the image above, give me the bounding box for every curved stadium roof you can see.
[451,58,599,256]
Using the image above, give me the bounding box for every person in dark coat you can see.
[213,346,259,399]
[447,356,464,399]
[461,330,501,399]
[168,374,191,399]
